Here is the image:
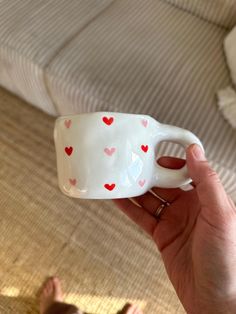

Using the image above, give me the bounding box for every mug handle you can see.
[152,123,204,188]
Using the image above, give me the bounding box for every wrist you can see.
[184,294,236,314]
[196,299,236,314]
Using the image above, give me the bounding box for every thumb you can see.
[186,144,233,215]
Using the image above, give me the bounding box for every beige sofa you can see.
[0,0,236,202]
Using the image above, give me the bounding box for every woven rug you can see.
[0,86,184,314]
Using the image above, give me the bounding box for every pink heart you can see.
[69,178,77,186]
[104,147,116,156]
[141,119,148,128]
[64,119,72,128]
[139,179,146,187]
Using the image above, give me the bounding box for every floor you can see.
[0,87,184,314]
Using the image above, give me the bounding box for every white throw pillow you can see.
[225,26,236,85]
[217,26,236,129]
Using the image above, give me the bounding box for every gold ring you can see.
[154,195,171,219]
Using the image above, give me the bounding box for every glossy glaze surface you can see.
[54,112,203,199]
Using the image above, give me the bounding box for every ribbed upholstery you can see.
[0,0,235,200]
[165,0,236,29]
[0,0,114,115]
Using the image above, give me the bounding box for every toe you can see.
[43,288,48,297]
[43,285,49,296]
[126,304,138,314]
[52,276,63,301]
[39,282,47,297]
[45,278,53,295]
[39,277,60,314]
[118,303,144,314]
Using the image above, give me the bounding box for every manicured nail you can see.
[191,144,205,161]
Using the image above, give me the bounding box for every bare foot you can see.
[39,276,63,314]
[118,303,144,314]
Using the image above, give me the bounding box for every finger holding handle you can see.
[152,124,204,188]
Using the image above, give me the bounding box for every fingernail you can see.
[191,144,205,161]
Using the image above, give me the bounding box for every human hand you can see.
[114,144,236,314]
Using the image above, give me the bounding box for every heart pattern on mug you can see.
[65,146,73,156]
[69,178,77,186]
[102,116,114,126]
[141,119,148,128]
[64,119,72,128]
[141,145,148,153]
[104,147,116,156]
[69,179,145,189]
[104,183,116,191]
[138,179,146,187]
[62,116,153,195]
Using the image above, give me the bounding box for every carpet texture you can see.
[0,87,184,313]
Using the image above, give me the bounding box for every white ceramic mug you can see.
[54,112,203,199]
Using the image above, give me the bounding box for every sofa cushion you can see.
[165,0,236,29]
[0,0,114,115]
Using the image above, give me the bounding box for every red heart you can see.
[104,183,115,191]
[102,116,114,125]
[141,145,148,153]
[65,146,73,156]
[69,178,77,186]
